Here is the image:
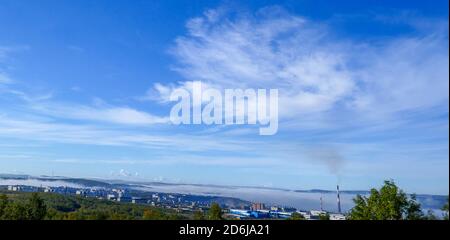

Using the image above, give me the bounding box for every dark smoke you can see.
[306,145,346,181]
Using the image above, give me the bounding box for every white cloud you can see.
[0,47,11,63]
[350,33,449,115]
[165,7,448,124]
[169,7,355,118]
[137,82,177,103]
[0,45,30,64]
[0,73,13,84]
[0,79,168,125]
[111,169,135,177]
[139,81,219,104]
[30,102,169,125]
[0,114,256,153]
[1,88,53,102]
[70,86,82,92]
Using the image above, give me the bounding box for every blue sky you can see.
[0,0,448,194]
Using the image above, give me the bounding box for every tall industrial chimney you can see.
[337,185,342,213]
[320,194,323,211]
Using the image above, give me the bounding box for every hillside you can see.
[0,190,191,220]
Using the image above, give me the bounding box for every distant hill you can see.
[0,173,30,179]
[38,177,112,188]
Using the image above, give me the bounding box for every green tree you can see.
[442,197,449,220]
[405,194,424,220]
[3,202,27,220]
[288,212,305,220]
[0,194,8,219]
[26,193,47,220]
[194,210,205,220]
[143,209,164,220]
[425,210,438,220]
[207,203,222,220]
[319,213,330,220]
[349,180,424,220]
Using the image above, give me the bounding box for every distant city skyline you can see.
[0,0,448,195]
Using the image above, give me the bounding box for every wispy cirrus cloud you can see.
[0,68,167,127]
[0,47,14,84]
[0,114,256,153]
[0,73,13,84]
[0,84,167,126]
[150,6,448,126]
[1,43,168,126]
[163,6,355,118]
[349,32,449,115]
[29,101,169,125]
